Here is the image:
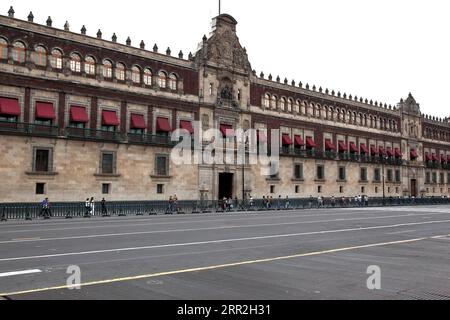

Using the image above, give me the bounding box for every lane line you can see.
[1,218,450,263]
[0,269,42,278]
[1,234,449,297]
[0,211,447,245]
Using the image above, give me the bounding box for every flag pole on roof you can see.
[219,0,221,14]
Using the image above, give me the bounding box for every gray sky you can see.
[5,0,450,117]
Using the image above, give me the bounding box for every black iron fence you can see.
[1,197,450,221]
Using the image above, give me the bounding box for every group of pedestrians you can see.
[308,195,370,208]
[262,195,290,210]
[84,197,109,217]
[221,197,239,212]
[167,195,179,214]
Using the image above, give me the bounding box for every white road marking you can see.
[1,218,450,263]
[0,211,447,245]
[0,269,42,278]
[387,230,417,235]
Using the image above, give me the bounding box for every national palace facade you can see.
[1,8,450,202]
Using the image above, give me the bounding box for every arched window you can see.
[270,95,277,109]
[0,38,7,60]
[116,62,126,81]
[32,46,47,66]
[84,56,96,75]
[70,53,81,72]
[169,73,177,90]
[295,100,301,114]
[158,71,167,88]
[102,60,112,78]
[280,98,286,111]
[263,94,270,108]
[287,99,293,113]
[12,41,26,63]
[50,49,63,69]
[131,66,141,84]
[143,68,152,85]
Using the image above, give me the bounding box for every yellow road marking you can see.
[1,234,448,297]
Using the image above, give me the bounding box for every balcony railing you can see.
[0,121,59,137]
[65,127,122,142]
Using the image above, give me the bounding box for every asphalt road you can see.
[0,206,449,300]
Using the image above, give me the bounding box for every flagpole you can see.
[219,0,221,15]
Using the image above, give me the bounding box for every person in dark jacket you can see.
[101,198,108,217]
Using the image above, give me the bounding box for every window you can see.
[375,187,378,194]
[271,96,277,109]
[102,183,110,195]
[280,98,286,111]
[103,60,113,78]
[157,184,164,194]
[12,41,26,63]
[316,165,325,180]
[340,186,344,194]
[237,89,242,101]
[36,183,45,195]
[50,49,62,69]
[101,152,115,175]
[426,172,431,184]
[432,172,437,184]
[395,170,401,183]
[33,148,51,172]
[169,73,177,90]
[84,56,96,75]
[287,99,293,113]
[387,169,393,182]
[131,66,141,84]
[447,173,450,184]
[158,71,167,88]
[338,167,346,181]
[116,63,126,81]
[263,94,270,108]
[70,53,81,72]
[294,164,303,180]
[440,173,445,184]
[143,68,152,85]
[295,185,300,194]
[270,185,275,194]
[0,38,7,60]
[374,168,381,182]
[155,154,169,176]
[360,168,368,182]
[318,186,322,193]
[33,45,47,66]
[361,186,366,194]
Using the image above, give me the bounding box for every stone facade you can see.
[1,11,450,203]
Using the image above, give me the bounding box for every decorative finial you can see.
[126,37,131,46]
[203,35,207,42]
[276,76,280,82]
[140,40,145,49]
[112,33,117,43]
[46,16,52,27]
[268,74,273,81]
[97,29,102,39]
[153,44,158,53]
[260,72,264,79]
[284,78,288,84]
[166,47,171,56]
[291,80,296,86]
[81,25,87,35]
[178,50,183,59]
[188,52,193,60]
[27,11,34,22]
[8,6,14,18]
[64,21,70,31]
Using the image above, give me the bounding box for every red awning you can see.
[257,130,267,143]
[432,154,439,162]
[306,137,316,148]
[130,114,146,129]
[411,149,418,159]
[441,155,447,163]
[395,148,403,158]
[220,124,235,137]
[69,106,89,123]
[386,148,394,157]
[156,117,172,132]
[282,134,293,146]
[370,146,378,155]
[447,155,450,163]
[179,120,194,134]
[378,147,386,155]
[102,110,120,126]
[338,141,348,152]
[0,97,20,116]
[350,142,359,153]
[325,139,336,151]
[35,102,56,120]
[294,135,305,146]
[425,153,432,161]
[360,144,369,154]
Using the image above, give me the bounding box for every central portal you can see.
[219,173,234,200]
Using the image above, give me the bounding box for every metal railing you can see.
[1,197,450,221]
[0,121,59,137]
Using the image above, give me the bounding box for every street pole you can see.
[382,157,386,205]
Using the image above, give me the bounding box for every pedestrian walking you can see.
[309,195,314,208]
[101,198,109,217]
[40,198,50,219]
[84,198,91,217]
[277,195,282,210]
[168,196,174,214]
[90,197,95,216]
[317,196,323,208]
[173,195,179,213]
[285,196,290,209]
[331,196,336,208]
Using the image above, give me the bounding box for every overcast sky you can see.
[5,0,450,117]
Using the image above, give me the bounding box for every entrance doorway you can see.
[411,179,417,197]
[219,173,234,200]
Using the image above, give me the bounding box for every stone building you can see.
[1,8,449,203]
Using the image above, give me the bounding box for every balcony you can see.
[0,121,59,137]
[127,133,178,147]
[65,127,123,142]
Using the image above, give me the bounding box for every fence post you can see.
[1,206,6,222]
[25,205,32,221]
